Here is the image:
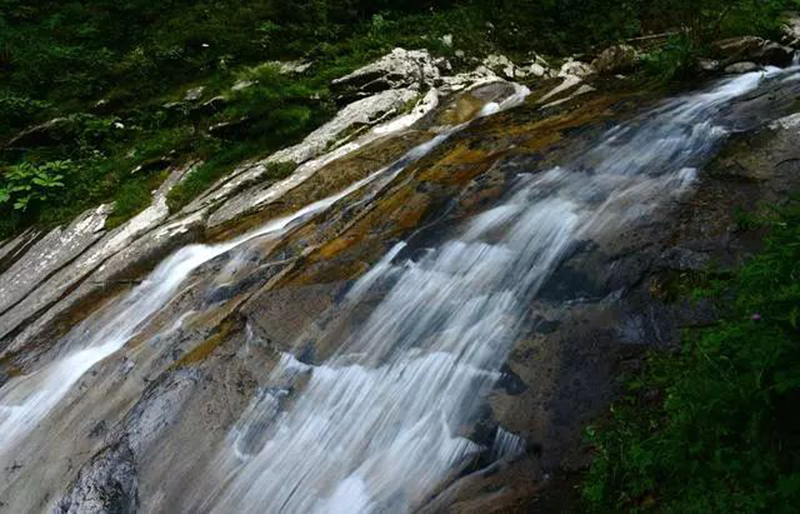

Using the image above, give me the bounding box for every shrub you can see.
[0,160,69,212]
[583,199,800,513]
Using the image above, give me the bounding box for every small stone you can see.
[698,58,721,72]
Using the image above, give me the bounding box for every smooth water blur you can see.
[193,67,800,513]
[0,85,533,469]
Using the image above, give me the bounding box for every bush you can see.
[642,34,699,83]
[0,160,69,212]
[583,199,800,513]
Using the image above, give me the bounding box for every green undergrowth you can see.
[583,199,800,513]
[1,0,796,240]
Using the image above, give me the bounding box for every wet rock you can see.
[725,61,761,74]
[661,247,711,271]
[56,441,138,514]
[0,205,110,336]
[0,164,196,353]
[592,45,638,75]
[712,36,794,67]
[331,48,441,103]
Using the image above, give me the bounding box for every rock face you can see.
[592,44,638,75]
[55,441,138,514]
[712,36,794,67]
[331,48,443,102]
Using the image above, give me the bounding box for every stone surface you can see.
[558,58,595,78]
[725,61,761,74]
[331,48,441,102]
[592,44,638,75]
[56,442,139,514]
[712,36,794,67]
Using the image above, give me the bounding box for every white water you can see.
[191,68,800,513]
[0,84,529,467]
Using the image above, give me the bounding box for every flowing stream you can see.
[0,86,528,465]
[0,67,798,512]
[192,67,800,513]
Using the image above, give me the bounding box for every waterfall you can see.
[0,85,529,466]
[190,67,800,513]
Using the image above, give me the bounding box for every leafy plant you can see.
[1,160,69,211]
[584,199,800,513]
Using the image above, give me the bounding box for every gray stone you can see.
[55,441,138,514]
[331,48,441,102]
[725,61,761,74]
[592,45,638,75]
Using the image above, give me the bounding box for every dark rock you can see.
[56,441,138,514]
[712,36,794,67]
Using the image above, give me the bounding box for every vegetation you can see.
[583,199,800,513]
[0,0,796,239]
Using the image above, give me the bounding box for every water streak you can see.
[194,67,800,513]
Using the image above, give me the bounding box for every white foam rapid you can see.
[192,67,800,513]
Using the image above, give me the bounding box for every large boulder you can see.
[711,36,794,67]
[782,13,800,48]
[592,44,638,75]
[331,48,443,103]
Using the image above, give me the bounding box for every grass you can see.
[583,199,800,513]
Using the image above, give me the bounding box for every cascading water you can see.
[188,67,800,513]
[0,85,529,470]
